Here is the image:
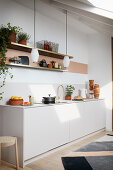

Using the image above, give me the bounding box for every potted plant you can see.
[0,24,14,100]
[65,85,75,100]
[7,22,22,42]
[17,32,30,45]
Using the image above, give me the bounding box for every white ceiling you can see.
[12,0,97,34]
[13,0,51,10]
[12,0,113,35]
[76,0,113,12]
[76,0,93,5]
[52,0,113,35]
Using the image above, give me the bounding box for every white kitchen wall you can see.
[0,0,91,60]
[0,0,112,130]
[0,83,86,105]
[0,0,89,88]
[88,33,112,131]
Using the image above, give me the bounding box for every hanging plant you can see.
[0,23,22,100]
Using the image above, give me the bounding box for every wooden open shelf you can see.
[8,42,73,60]
[6,63,67,72]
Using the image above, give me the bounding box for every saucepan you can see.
[43,94,56,104]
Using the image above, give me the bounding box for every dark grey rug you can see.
[76,141,113,152]
[62,141,113,170]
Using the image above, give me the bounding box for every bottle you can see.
[46,42,50,51]
[29,95,34,105]
[54,62,58,68]
[44,41,47,50]
[52,43,56,52]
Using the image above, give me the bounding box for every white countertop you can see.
[0,99,104,109]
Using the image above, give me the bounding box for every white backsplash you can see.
[0,83,87,104]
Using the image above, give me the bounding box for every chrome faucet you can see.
[56,85,64,102]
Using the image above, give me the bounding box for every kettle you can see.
[39,59,47,67]
[80,89,87,98]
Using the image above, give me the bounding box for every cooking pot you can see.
[39,59,47,67]
[43,94,56,104]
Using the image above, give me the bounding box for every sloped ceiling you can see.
[75,0,93,5]
[11,0,96,34]
[76,0,113,12]
[12,0,113,35]
[13,0,51,10]
[51,0,113,35]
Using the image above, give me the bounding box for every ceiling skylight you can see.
[88,0,113,12]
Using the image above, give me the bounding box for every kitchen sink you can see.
[35,101,71,106]
[55,101,71,105]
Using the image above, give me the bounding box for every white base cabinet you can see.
[69,101,106,141]
[24,105,70,160]
[0,100,106,167]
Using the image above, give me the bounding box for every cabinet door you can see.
[70,100,106,142]
[24,105,69,160]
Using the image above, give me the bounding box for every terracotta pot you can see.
[48,64,53,69]
[94,84,100,89]
[89,80,94,85]
[94,88,100,94]
[9,99,23,105]
[9,31,16,42]
[89,85,94,90]
[89,80,94,90]
[94,93,99,99]
[65,96,71,100]
[18,40,27,45]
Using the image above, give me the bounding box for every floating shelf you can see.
[6,63,67,72]
[8,42,73,60]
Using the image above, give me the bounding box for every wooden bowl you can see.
[9,99,23,106]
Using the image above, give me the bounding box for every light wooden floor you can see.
[0,131,111,170]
